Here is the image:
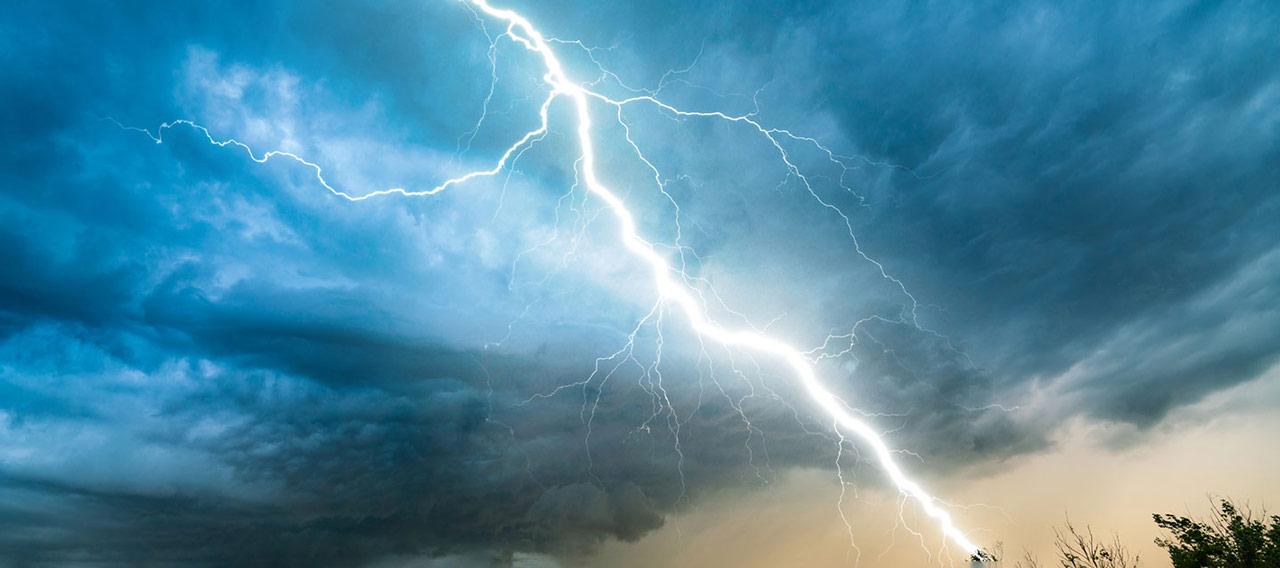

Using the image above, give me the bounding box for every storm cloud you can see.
[1,0,1277,566]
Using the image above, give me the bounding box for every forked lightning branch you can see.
[119,0,984,558]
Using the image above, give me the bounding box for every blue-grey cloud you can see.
[1,0,1277,566]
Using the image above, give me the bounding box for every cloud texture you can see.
[1,0,1277,565]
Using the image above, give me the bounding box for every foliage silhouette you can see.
[1154,498,1280,568]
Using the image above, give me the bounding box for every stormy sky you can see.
[1,1,1278,566]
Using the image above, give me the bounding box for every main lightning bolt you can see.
[119,0,983,558]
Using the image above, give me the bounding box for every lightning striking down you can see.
[120,0,982,558]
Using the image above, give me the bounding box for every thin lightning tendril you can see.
[117,0,983,558]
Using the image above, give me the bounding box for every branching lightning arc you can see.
[117,0,983,559]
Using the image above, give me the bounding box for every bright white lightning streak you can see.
[118,0,982,557]
[463,0,980,556]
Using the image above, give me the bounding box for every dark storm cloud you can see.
[786,0,1280,426]
[1,0,1278,566]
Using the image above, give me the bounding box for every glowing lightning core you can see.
[122,0,982,557]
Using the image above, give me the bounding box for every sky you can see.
[1,0,1278,567]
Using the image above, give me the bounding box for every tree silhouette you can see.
[971,521,1139,568]
[1047,521,1140,568]
[1154,497,1280,568]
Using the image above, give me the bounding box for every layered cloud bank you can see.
[1,0,1277,566]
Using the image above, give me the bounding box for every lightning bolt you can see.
[117,0,984,559]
